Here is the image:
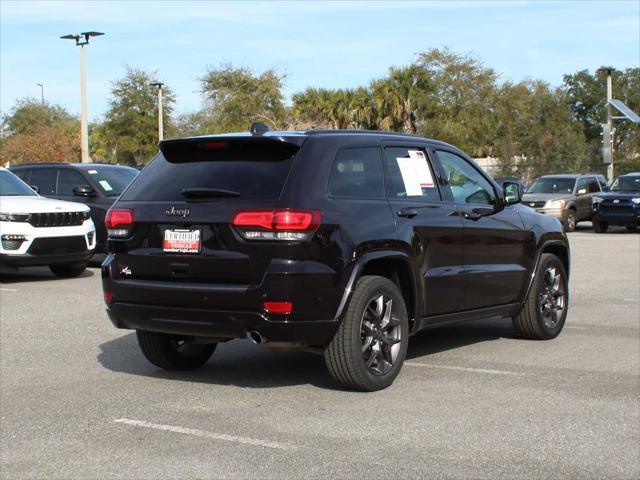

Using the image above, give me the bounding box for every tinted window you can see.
[383,147,440,201]
[0,170,38,197]
[576,178,589,193]
[328,147,384,198]
[121,140,298,201]
[528,177,576,194]
[29,169,57,195]
[12,169,30,183]
[436,150,495,205]
[611,175,640,192]
[57,169,89,196]
[587,178,600,193]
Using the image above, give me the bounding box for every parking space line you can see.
[404,362,531,376]
[0,288,17,292]
[623,299,638,302]
[114,418,300,451]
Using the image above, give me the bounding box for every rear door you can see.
[383,144,464,316]
[112,137,304,287]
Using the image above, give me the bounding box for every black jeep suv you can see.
[102,128,570,391]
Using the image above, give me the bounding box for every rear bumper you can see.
[105,302,338,345]
[101,254,347,346]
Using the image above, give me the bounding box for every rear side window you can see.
[57,170,88,196]
[383,147,440,201]
[587,178,600,193]
[29,169,57,195]
[328,147,384,199]
[121,139,299,201]
[12,169,30,183]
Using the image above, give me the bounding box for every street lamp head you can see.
[81,31,105,38]
[597,66,616,75]
[150,82,165,88]
[61,32,104,46]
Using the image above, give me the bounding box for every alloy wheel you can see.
[538,266,566,328]
[360,294,402,375]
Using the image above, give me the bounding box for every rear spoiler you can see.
[159,136,305,163]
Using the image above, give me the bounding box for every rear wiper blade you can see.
[181,188,241,198]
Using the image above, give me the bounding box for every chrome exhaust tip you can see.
[246,330,264,344]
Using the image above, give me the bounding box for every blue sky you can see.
[1,1,638,120]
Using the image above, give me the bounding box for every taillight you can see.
[105,208,134,238]
[231,209,321,241]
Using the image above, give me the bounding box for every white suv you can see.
[0,168,96,277]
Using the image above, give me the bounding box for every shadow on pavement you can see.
[97,316,520,390]
[0,265,94,283]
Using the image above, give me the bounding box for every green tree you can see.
[94,67,175,165]
[0,98,80,166]
[371,65,430,134]
[414,48,498,156]
[199,64,287,133]
[563,67,640,174]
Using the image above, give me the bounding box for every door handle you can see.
[397,208,419,218]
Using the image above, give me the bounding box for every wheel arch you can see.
[334,251,419,332]
[522,239,570,302]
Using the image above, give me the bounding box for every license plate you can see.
[163,229,201,254]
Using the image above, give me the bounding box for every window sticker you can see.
[396,150,435,196]
[99,180,113,191]
[88,169,98,174]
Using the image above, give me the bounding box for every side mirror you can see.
[73,185,96,197]
[503,181,522,205]
[30,185,39,194]
[577,188,587,195]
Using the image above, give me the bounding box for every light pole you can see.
[150,82,164,141]
[60,31,104,163]
[36,83,44,105]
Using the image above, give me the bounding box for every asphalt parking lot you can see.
[1,225,638,479]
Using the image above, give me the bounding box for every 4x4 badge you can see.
[165,206,190,218]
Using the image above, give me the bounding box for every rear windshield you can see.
[120,139,300,201]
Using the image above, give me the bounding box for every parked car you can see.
[102,127,570,391]
[10,163,138,255]
[0,168,96,276]
[522,173,607,231]
[592,172,640,233]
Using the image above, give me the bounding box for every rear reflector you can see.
[103,291,113,305]
[263,301,293,314]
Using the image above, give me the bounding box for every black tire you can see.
[49,262,88,277]
[136,330,217,370]
[324,275,409,391]
[563,209,577,232]
[512,253,568,340]
[593,219,608,233]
